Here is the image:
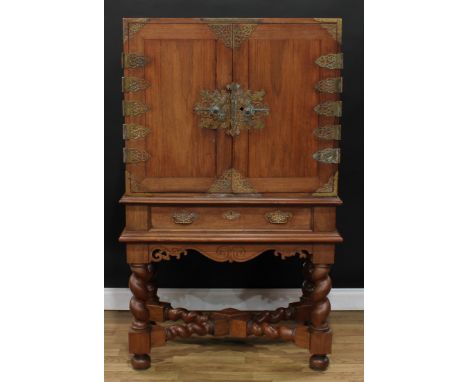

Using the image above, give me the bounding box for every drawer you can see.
[150,206,313,231]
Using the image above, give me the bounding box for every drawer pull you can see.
[265,210,292,224]
[172,210,197,225]
[223,210,241,220]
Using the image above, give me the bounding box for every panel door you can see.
[231,20,342,195]
[122,20,232,194]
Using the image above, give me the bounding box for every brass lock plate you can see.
[194,82,269,136]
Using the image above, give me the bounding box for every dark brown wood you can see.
[147,304,165,322]
[165,307,211,324]
[120,17,342,372]
[314,207,336,231]
[312,244,335,264]
[247,322,295,341]
[125,205,149,231]
[294,325,311,349]
[129,264,153,330]
[292,253,316,323]
[120,195,343,205]
[130,353,151,370]
[213,318,230,336]
[128,264,153,368]
[230,319,248,337]
[146,263,158,304]
[165,321,215,340]
[124,18,339,24]
[236,24,328,193]
[212,308,251,320]
[150,206,313,231]
[125,23,228,194]
[148,243,315,264]
[309,264,332,332]
[309,355,330,371]
[308,261,333,369]
[310,330,333,354]
[120,231,342,243]
[150,325,166,347]
[125,244,149,263]
[252,306,295,324]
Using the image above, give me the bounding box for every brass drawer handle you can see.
[265,211,292,224]
[223,210,241,220]
[172,210,197,225]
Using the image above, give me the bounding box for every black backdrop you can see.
[104,0,363,288]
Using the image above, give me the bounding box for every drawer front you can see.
[151,206,313,231]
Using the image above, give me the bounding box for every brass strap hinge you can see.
[314,125,341,140]
[122,100,150,116]
[123,148,150,163]
[315,77,343,93]
[315,53,343,70]
[121,53,150,69]
[313,148,341,164]
[122,77,150,92]
[123,124,150,140]
[314,101,342,117]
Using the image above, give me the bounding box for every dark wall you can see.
[104,0,363,288]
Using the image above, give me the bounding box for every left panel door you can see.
[123,20,232,194]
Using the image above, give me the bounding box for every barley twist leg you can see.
[309,263,332,371]
[128,263,153,369]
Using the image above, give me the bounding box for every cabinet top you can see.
[120,196,343,206]
[122,17,342,24]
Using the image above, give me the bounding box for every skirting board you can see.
[104,288,363,311]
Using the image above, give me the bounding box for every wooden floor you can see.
[105,310,363,382]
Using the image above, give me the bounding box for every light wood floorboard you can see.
[105,310,363,382]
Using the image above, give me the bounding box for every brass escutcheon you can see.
[194,82,269,136]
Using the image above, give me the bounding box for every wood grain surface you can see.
[105,310,363,382]
[120,18,344,372]
[124,18,341,195]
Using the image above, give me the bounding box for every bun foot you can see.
[309,354,329,371]
[131,354,151,370]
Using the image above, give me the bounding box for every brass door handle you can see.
[265,211,293,224]
[172,211,197,225]
[194,82,269,136]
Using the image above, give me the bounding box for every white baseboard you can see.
[104,288,363,311]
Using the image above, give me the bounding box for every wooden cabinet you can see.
[119,18,343,372]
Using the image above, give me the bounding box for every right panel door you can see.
[232,20,342,195]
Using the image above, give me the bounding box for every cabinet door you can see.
[123,20,232,194]
[232,21,342,195]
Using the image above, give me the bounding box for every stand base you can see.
[309,355,330,371]
[129,305,332,372]
[131,354,151,370]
